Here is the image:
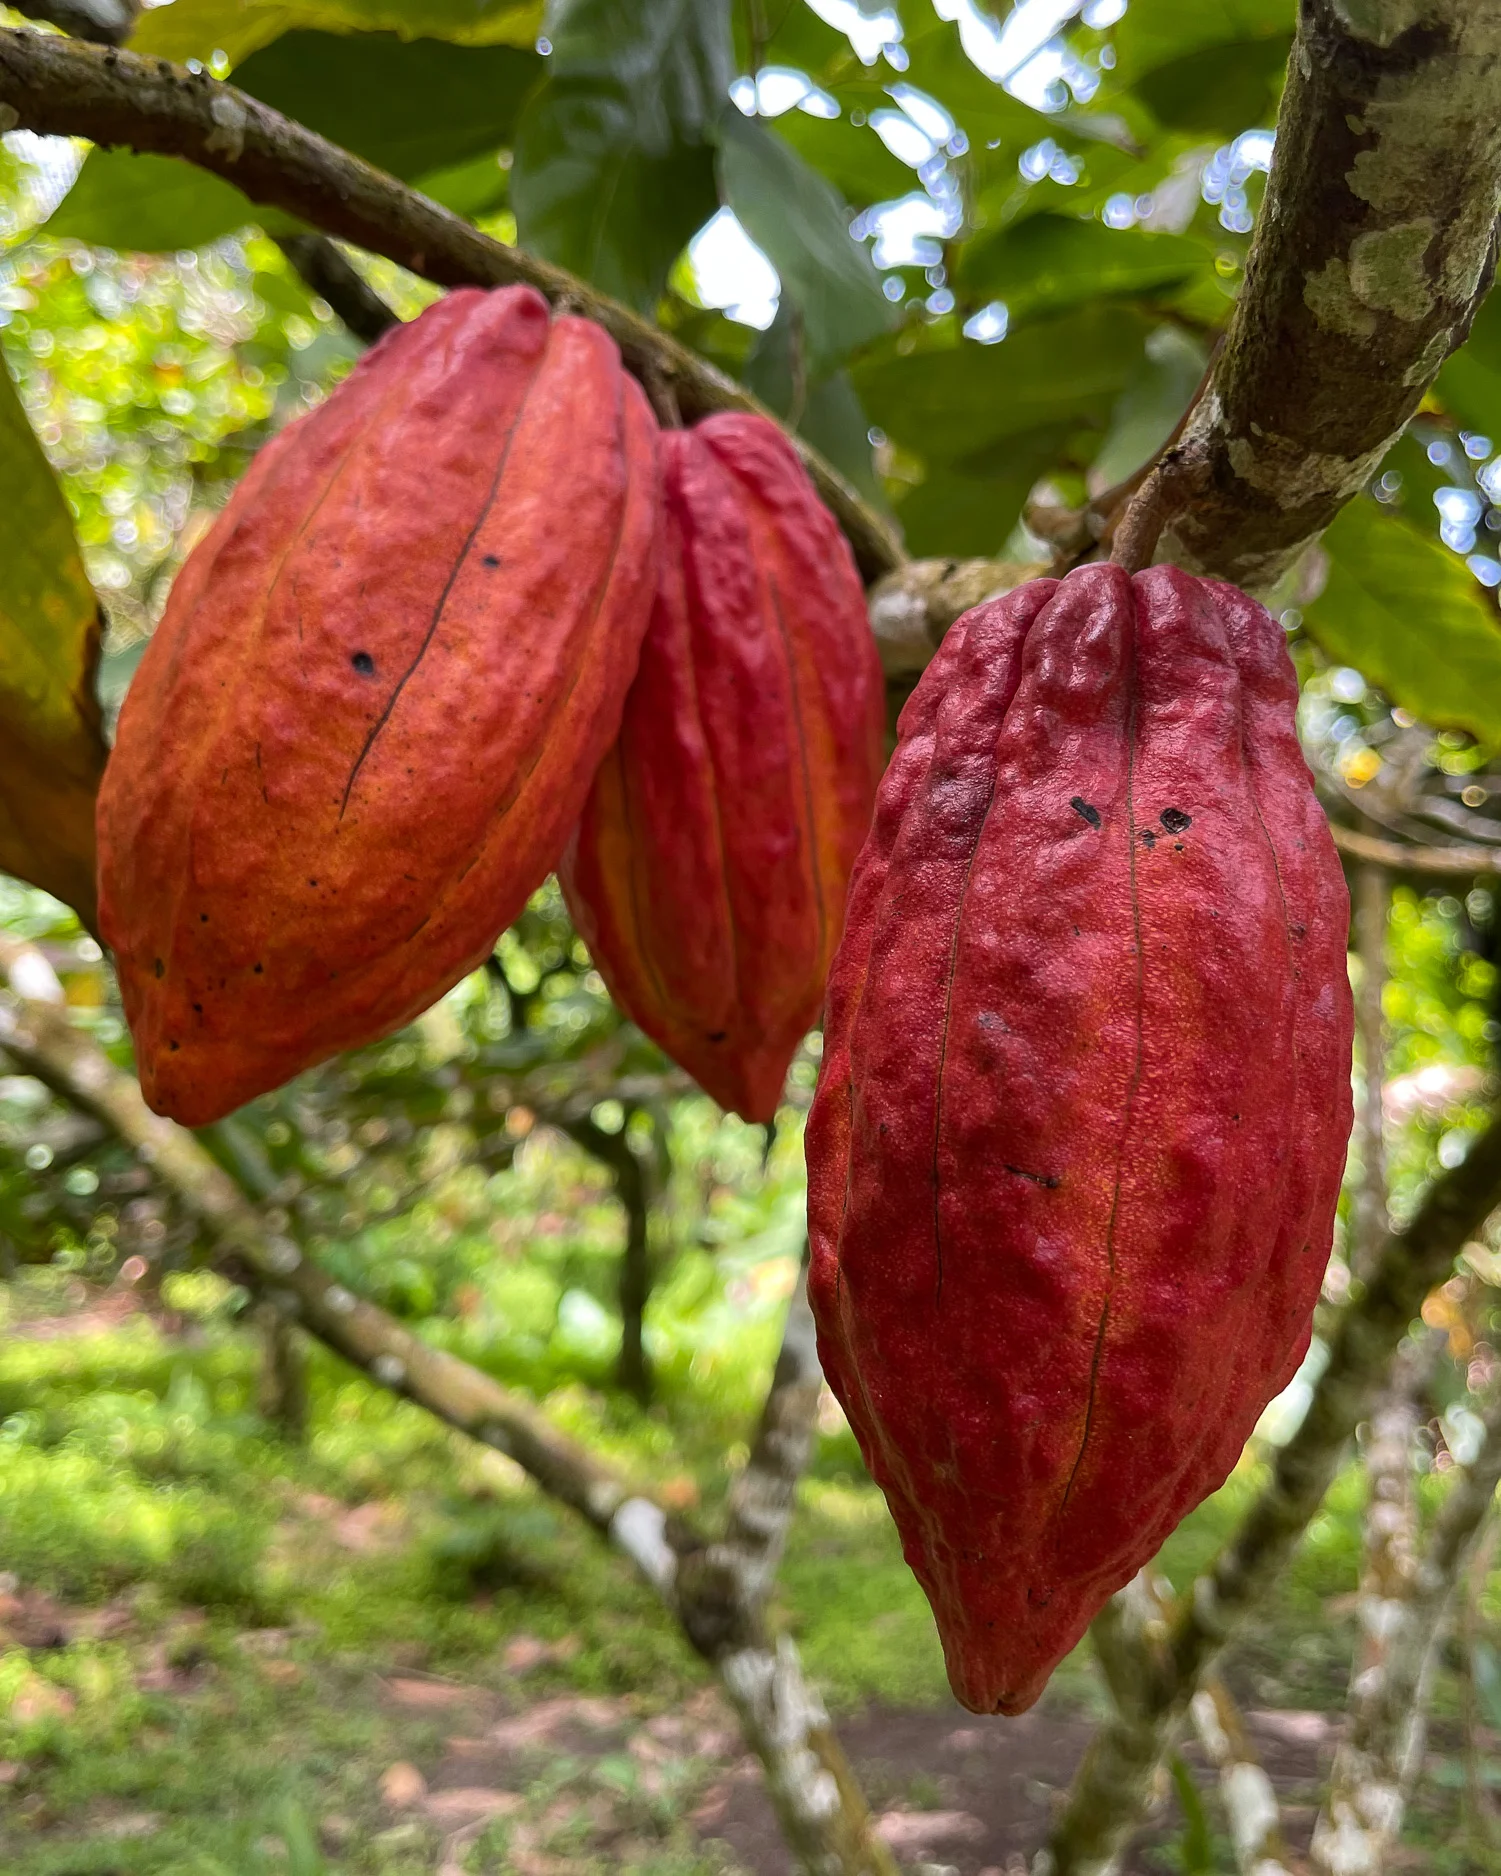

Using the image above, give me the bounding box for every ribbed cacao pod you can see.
[98,286,658,1126]
[560,412,884,1122]
[807,563,1353,1715]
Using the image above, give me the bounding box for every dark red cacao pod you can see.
[807,563,1353,1715]
[560,412,885,1122]
[98,286,659,1126]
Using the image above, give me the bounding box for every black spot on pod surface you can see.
[1160,807,1192,834]
[1140,828,1157,850]
[350,651,376,677]
[1070,797,1102,829]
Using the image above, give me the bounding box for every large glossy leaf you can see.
[45,152,265,252]
[771,109,912,211]
[0,357,106,923]
[852,305,1153,462]
[732,0,849,77]
[741,303,884,506]
[1112,0,1291,135]
[717,108,894,377]
[130,0,542,66]
[1133,35,1289,135]
[1112,0,1293,79]
[893,424,1071,558]
[1306,498,1501,741]
[231,31,541,180]
[957,214,1208,321]
[512,0,731,313]
[1437,288,1501,438]
[1090,324,1207,489]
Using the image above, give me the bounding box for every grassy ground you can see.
[0,1267,1492,1874]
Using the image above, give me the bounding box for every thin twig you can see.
[274,233,399,345]
[1331,822,1501,880]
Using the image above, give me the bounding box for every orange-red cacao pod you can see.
[560,413,884,1121]
[97,286,659,1126]
[807,563,1353,1715]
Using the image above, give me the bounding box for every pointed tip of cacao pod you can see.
[931,1570,1103,1716]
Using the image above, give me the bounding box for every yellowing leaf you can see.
[0,356,106,924]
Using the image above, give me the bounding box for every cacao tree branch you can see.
[1044,1103,1501,1876]
[1352,859,1392,1283]
[558,1109,657,1404]
[1309,1331,1443,1876]
[0,943,896,1876]
[1160,1,1501,591]
[0,26,902,582]
[274,233,399,345]
[1331,822,1501,879]
[1187,1681,1296,1876]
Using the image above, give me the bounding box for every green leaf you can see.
[1168,1755,1214,1876]
[892,424,1070,558]
[129,0,543,67]
[1112,0,1292,135]
[741,303,884,507]
[851,304,1153,462]
[886,11,1060,150]
[733,0,850,79]
[717,107,894,377]
[957,213,1208,321]
[1306,498,1501,740]
[770,109,913,212]
[512,0,732,312]
[1091,324,1208,489]
[1437,288,1501,438]
[1133,35,1289,135]
[415,150,512,220]
[0,356,106,924]
[231,31,540,180]
[45,151,262,252]
[1113,0,1293,79]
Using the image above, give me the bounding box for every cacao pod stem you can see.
[1108,443,1210,574]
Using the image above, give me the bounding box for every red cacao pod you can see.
[807,563,1353,1715]
[560,413,884,1122]
[98,286,658,1126]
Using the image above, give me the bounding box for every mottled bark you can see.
[1164,1,1501,590]
[1311,1374,1501,1875]
[1308,1333,1435,1876]
[0,26,900,581]
[1189,1682,1296,1876]
[1043,1100,1501,1876]
[253,1300,308,1439]
[1352,861,1392,1283]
